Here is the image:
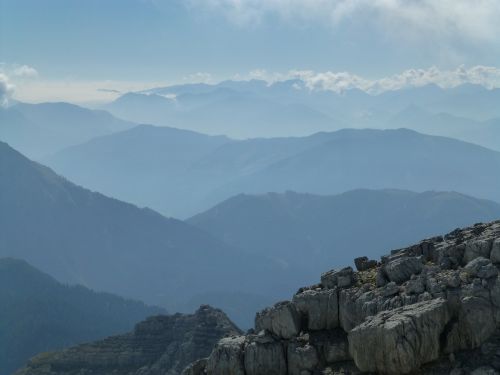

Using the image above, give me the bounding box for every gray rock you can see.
[206,336,246,375]
[310,330,350,364]
[464,257,498,279]
[444,296,496,353]
[287,342,319,375]
[464,239,494,264]
[376,267,388,287]
[490,239,500,264]
[382,281,400,297]
[321,267,354,289]
[255,301,301,339]
[405,276,425,294]
[354,257,378,271]
[292,288,338,330]
[182,358,207,375]
[384,256,423,284]
[348,298,450,374]
[244,337,287,375]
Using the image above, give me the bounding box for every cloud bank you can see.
[241,65,500,94]
[187,0,500,43]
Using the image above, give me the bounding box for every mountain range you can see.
[0,258,163,375]
[0,102,134,159]
[103,80,500,147]
[46,126,500,219]
[0,141,290,328]
[188,189,500,278]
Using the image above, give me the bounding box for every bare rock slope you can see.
[187,220,500,374]
[15,305,241,375]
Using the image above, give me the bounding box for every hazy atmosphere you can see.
[1,1,500,375]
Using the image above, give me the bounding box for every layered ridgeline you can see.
[0,141,289,327]
[46,126,500,219]
[104,80,500,147]
[16,305,241,375]
[188,190,500,280]
[0,258,163,375]
[185,220,500,375]
[0,102,134,159]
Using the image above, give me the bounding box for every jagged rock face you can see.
[190,220,500,375]
[16,305,241,375]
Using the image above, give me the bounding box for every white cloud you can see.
[229,65,500,94]
[186,0,500,42]
[0,74,15,107]
[12,65,38,78]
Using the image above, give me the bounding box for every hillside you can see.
[0,258,163,375]
[0,141,288,328]
[188,190,500,279]
[0,102,134,159]
[188,220,500,374]
[15,305,241,375]
[46,127,500,218]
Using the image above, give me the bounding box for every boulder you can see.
[384,256,423,284]
[464,257,498,279]
[354,257,378,272]
[348,298,450,374]
[321,267,354,289]
[444,296,496,353]
[292,288,338,330]
[382,281,400,297]
[244,336,287,375]
[255,301,301,339]
[464,239,493,264]
[405,276,425,294]
[287,342,319,375]
[206,336,246,375]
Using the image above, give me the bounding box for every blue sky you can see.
[1,0,500,103]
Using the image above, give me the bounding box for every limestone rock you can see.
[465,239,494,264]
[444,296,496,353]
[348,298,450,374]
[244,336,287,375]
[288,342,319,375]
[292,288,338,330]
[310,330,350,364]
[321,267,354,289]
[354,256,377,272]
[384,256,423,284]
[255,301,301,339]
[491,239,500,264]
[206,336,245,375]
[465,257,499,279]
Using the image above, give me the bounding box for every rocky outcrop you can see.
[348,298,450,373]
[189,220,500,374]
[16,305,241,375]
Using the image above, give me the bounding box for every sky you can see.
[1,0,500,104]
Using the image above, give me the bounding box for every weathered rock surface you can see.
[291,288,338,330]
[189,220,500,375]
[255,301,301,339]
[16,305,241,375]
[348,298,450,374]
